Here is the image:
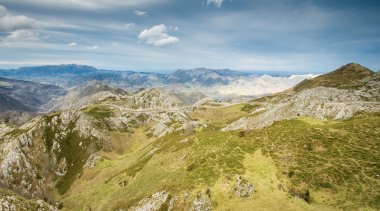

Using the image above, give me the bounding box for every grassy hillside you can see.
[56,105,380,210]
[293,63,374,92]
[189,103,259,129]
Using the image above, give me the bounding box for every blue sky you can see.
[0,0,379,72]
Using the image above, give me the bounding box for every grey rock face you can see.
[190,190,211,211]
[223,77,380,131]
[234,176,254,198]
[129,191,173,211]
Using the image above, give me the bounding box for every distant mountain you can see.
[0,77,66,123]
[47,82,130,111]
[0,64,99,87]
[18,64,97,76]
[293,63,374,92]
[166,68,247,85]
[0,65,251,88]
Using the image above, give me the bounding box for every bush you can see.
[239,131,246,137]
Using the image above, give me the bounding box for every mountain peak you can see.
[293,63,374,92]
[77,82,129,98]
[330,63,373,76]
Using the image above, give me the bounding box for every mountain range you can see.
[0,64,316,124]
[0,63,379,210]
[0,65,248,88]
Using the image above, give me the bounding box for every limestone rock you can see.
[234,176,254,198]
[190,190,211,211]
[129,191,173,211]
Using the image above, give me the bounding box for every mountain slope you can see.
[46,82,130,112]
[223,63,380,131]
[0,77,66,123]
[0,64,379,210]
[293,63,374,92]
[0,86,194,205]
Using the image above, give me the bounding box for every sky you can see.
[0,0,379,72]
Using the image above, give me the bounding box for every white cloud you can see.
[138,24,179,46]
[2,29,40,43]
[3,0,165,10]
[207,74,318,97]
[133,10,147,16]
[68,42,77,46]
[86,45,98,50]
[207,0,224,8]
[0,5,37,32]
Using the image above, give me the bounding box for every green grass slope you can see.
[56,109,380,210]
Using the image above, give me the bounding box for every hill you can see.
[224,63,380,131]
[293,63,374,92]
[0,77,66,124]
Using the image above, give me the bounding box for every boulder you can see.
[234,176,254,198]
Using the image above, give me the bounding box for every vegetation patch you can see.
[4,128,28,137]
[82,105,114,118]
[190,104,247,128]
[240,104,261,112]
[247,112,380,208]
[42,115,97,195]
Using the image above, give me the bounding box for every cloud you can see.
[0,5,37,32]
[133,10,147,16]
[86,45,98,50]
[1,29,41,47]
[207,0,224,8]
[0,5,6,16]
[2,29,40,43]
[68,42,77,46]
[3,0,165,10]
[138,24,179,46]
[207,74,318,97]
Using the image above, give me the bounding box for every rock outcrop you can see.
[234,176,254,198]
[129,191,173,211]
[190,190,211,211]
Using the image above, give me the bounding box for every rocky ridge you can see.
[223,64,380,131]
[0,86,201,206]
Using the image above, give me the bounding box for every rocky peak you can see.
[129,88,180,109]
[293,63,374,92]
[76,82,129,98]
[324,63,373,79]
[47,82,129,111]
